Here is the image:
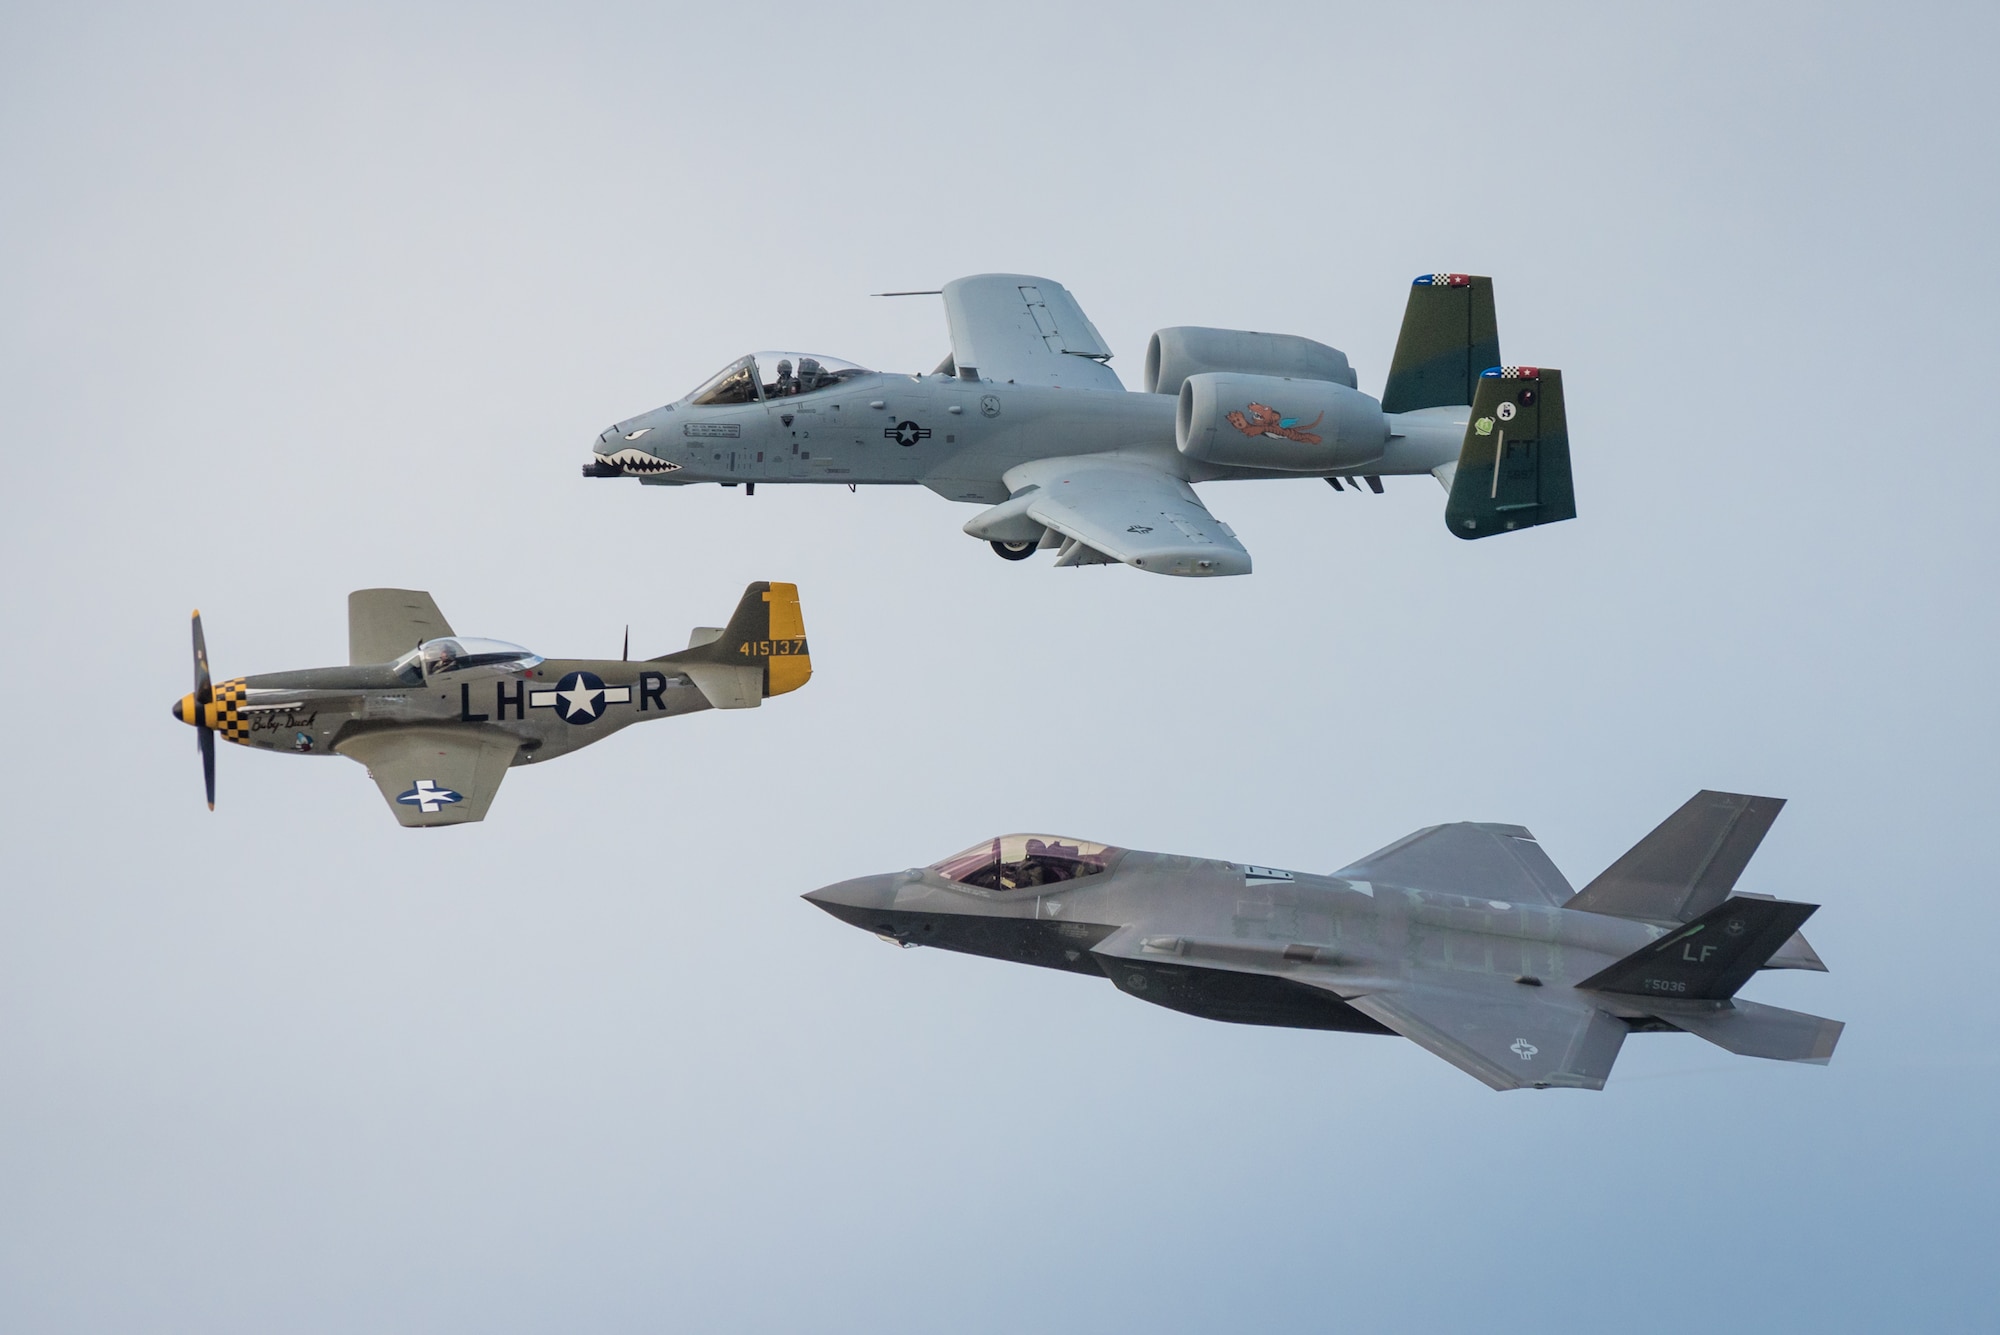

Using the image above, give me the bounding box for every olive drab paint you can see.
[170,583,811,827]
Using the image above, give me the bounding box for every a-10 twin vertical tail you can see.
[1380,274,1576,539]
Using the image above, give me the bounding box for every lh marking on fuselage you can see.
[528,670,632,724]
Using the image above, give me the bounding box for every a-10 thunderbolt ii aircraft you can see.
[171,582,810,827]
[585,273,1574,576]
[805,792,1841,1090]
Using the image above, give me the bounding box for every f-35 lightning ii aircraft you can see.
[806,792,1841,1090]
[586,273,1574,576]
[171,582,810,827]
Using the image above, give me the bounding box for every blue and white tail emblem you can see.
[529,670,632,725]
[397,779,463,813]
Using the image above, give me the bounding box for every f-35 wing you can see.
[349,589,452,666]
[335,727,520,828]
[1334,974,1629,1091]
[999,456,1252,577]
[941,274,1124,390]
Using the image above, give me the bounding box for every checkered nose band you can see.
[200,679,254,744]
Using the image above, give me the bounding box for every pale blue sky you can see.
[2,2,1995,1330]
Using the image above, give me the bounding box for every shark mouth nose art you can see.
[595,448,681,476]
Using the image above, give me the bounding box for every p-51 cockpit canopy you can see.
[932,834,1120,891]
[395,637,543,680]
[687,352,871,406]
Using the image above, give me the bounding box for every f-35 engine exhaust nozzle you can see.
[1144,327,1357,397]
[1176,372,1389,473]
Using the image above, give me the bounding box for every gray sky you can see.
[3,2,1996,1330]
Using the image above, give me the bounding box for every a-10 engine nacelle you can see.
[1144,326,1357,396]
[1176,372,1388,473]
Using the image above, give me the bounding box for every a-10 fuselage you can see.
[590,363,1468,505]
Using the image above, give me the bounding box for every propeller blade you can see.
[193,609,216,811]
[192,609,212,701]
[199,727,216,811]
[622,625,630,661]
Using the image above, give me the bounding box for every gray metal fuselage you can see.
[807,850,1667,1032]
[597,372,1466,503]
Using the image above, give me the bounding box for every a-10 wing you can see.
[1007,456,1253,577]
[941,274,1124,391]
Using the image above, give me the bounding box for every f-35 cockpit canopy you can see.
[932,834,1120,891]
[396,637,543,679]
[687,352,871,405]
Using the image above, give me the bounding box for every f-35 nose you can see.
[803,873,903,928]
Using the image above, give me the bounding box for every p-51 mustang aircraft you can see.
[586,273,1574,577]
[806,791,1841,1091]
[172,582,810,827]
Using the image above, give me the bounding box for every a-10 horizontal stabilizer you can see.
[1445,368,1575,539]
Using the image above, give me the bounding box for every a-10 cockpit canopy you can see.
[687,352,871,406]
[396,637,544,679]
[932,834,1120,891]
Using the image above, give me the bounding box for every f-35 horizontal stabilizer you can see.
[1382,273,1500,414]
[1656,998,1844,1065]
[1444,367,1575,539]
[1578,895,1818,1002]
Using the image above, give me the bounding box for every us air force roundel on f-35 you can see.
[171,583,813,827]
[585,273,1575,577]
[805,792,1841,1092]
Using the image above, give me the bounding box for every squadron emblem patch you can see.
[1225,403,1324,446]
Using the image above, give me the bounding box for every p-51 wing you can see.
[335,728,520,828]
[999,456,1252,577]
